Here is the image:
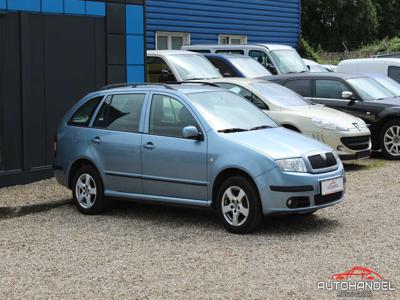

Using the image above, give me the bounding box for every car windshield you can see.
[347,77,394,101]
[373,76,400,97]
[168,54,222,80]
[228,57,271,78]
[188,91,277,132]
[250,82,311,106]
[269,50,309,74]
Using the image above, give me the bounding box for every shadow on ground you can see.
[343,151,386,172]
[101,200,340,236]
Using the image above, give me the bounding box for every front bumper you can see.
[306,130,371,160]
[255,164,345,216]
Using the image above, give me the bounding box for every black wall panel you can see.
[0,14,22,172]
[0,12,106,186]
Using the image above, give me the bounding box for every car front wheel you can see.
[380,119,400,160]
[216,176,263,234]
[72,165,109,214]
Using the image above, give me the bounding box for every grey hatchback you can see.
[54,83,345,233]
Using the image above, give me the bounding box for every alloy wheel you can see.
[384,125,400,156]
[75,173,97,209]
[221,186,250,227]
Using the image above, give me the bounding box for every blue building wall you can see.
[0,0,145,82]
[146,0,301,49]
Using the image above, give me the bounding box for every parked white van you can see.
[182,44,308,75]
[338,58,400,83]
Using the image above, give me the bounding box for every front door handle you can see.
[143,142,155,150]
[91,137,101,144]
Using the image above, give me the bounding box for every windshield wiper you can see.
[218,128,248,133]
[249,125,273,131]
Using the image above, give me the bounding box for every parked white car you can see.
[206,78,371,160]
[182,44,308,75]
[147,50,222,82]
[337,58,400,83]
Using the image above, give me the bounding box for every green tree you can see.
[374,0,400,39]
[302,0,379,51]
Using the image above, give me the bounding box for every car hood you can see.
[222,127,332,160]
[282,105,362,127]
[368,97,400,106]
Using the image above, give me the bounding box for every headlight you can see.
[311,118,349,131]
[275,158,307,173]
[355,118,368,129]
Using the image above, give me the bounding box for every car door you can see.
[311,78,371,122]
[141,93,208,201]
[87,92,147,194]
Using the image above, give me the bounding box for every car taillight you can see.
[53,135,58,158]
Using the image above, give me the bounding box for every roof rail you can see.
[98,82,176,91]
[169,81,221,88]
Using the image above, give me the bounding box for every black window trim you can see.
[90,92,148,134]
[146,92,205,140]
[67,95,105,128]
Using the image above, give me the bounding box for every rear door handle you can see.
[91,137,101,144]
[143,142,155,150]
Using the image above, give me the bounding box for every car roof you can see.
[206,77,267,85]
[184,44,294,50]
[339,57,400,65]
[96,83,222,95]
[265,72,369,81]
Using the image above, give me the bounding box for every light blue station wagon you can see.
[54,83,345,233]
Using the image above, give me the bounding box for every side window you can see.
[149,94,199,138]
[147,56,176,83]
[93,94,145,133]
[249,50,273,67]
[315,80,348,99]
[284,79,312,97]
[218,83,269,110]
[69,96,103,127]
[388,66,400,83]
[208,58,235,77]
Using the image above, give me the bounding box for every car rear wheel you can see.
[380,119,400,160]
[216,176,263,234]
[72,165,109,214]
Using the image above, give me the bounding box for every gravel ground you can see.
[0,154,399,299]
[0,178,70,207]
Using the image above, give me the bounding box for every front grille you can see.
[315,192,343,205]
[341,136,370,151]
[308,152,337,170]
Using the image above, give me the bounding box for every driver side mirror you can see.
[182,126,203,140]
[266,63,278,75]
[159,69,175,83]
[342,91,354,100]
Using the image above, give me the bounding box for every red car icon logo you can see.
[331,266,383,281]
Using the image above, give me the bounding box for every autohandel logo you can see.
[318,266,395,298]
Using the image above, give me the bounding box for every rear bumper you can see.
[255,164,345,215]
[53,164,69,188]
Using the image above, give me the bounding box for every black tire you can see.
[216,176,263,234]
[71,165,110,214]
[379,119,400,160]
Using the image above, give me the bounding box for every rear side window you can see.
[69,96,103,127]
[388,66,400,83]
[149,94,199,138]
[93,94,145,133]
[249,50,273,66]
[284,79,312,97]
[208,58,235,77]
[315,80,348,99]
